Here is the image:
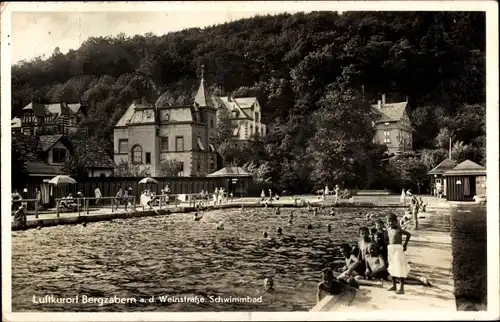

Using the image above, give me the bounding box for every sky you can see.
[11,10,305,64]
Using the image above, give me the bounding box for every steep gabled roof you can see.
[444,159,486,176]
[71,140,116,169]
[11,117,21,128]
[38,134,65,152]
[207,166,253,177]
[371,102,408,123]
[194,77,214,108]
[214,96,251,119]
[233,97,257,109]
[22,102,82,117]
[115,102,156,126]
[428,158,456,175]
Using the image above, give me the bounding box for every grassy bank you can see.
[450,206,487,311]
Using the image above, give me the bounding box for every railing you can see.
[187,192,239,208]
[11,199,41,218]
[54,194,183,217]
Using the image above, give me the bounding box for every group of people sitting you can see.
[317,213,431,304]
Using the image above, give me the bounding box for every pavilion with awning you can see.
[207,166,253,196]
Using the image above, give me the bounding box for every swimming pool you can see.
[11,207,398,312]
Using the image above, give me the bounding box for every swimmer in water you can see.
[264,276,274,293]
[277,227,283,235]
[216,221,224,230]
[307,205,312,212]
[276,207,281,215]
[263,231,268,238]
[330,209,336,216]
[82,222,87,227]
[307,223,313,229]
[313,208,318,216]
[327,223,332,232]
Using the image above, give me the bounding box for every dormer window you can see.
[232,111,238,118]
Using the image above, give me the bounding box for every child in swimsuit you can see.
[317,268,357,304]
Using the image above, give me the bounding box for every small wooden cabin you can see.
[206,167,253,197]
[443,160,486,202]
[428,158,456,198]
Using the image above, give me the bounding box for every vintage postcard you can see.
[1,1,498,321]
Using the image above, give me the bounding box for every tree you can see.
[242,161,272,183]
[307,86,375,187]
[158,159,183,177]
[213,107,237,147]
[114,159,150,177]
[388,155,429,194]
[451,141,475,163]
[434,127,454,150]
[420,148,448,170]
[11,134,40,187]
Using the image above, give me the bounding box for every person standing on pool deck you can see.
[94,187,102,205]
[385,213,411,294]
[114,188,123,211]
[410,195,420,230]
[334,185,340,203]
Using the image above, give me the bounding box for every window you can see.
[161,137,169,152]
[132,145,143,164]
[119,139,128,153]
[384,138,391,144]
[384,130,390,137]
[197,161,202,172]
[175,136,184,152]
[52,148,67,163]
[255,112,260,122]
[210,118,214,128]
[145,152,151,164]
[244,123,249,137]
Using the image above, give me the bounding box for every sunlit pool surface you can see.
[12,207,398,312]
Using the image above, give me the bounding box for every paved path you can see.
[312,208,456,312]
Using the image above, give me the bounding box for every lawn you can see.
[450,205,488,311]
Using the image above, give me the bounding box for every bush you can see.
[450,206,487,310]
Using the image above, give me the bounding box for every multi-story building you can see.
[212,96,267,146]
[113,75,218,177]
[11,100,89,136]
[371,94,413,155]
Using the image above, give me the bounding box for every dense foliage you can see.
[12,11,486,192]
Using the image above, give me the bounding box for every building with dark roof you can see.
[18,134,114,178]
[114,71,218,177]
[443,160,487,201]
[428,158,457,197]
[371,94,413,155]
[211,96,267,146]
[12,100,88,136]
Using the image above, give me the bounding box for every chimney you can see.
[377,100,382,109]
[406,96,409,103]
[381,94,386,106]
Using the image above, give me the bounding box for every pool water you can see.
[11,207,397,312]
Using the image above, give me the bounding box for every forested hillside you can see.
[12,11,486,192]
